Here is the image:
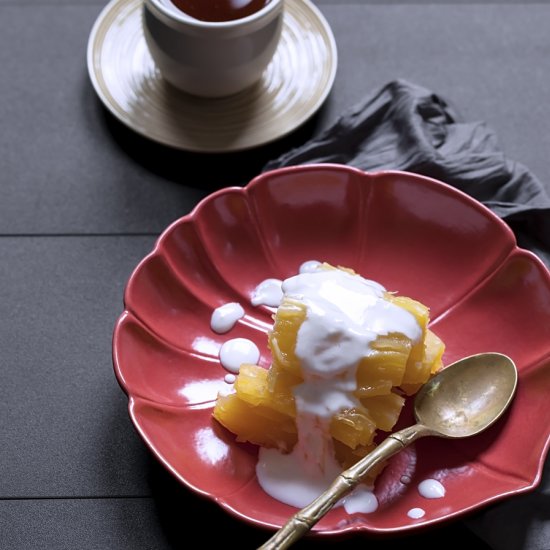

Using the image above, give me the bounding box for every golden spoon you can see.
[259,352,518,550]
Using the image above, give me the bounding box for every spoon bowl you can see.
[414,352,518,438]
[260,352,518,549]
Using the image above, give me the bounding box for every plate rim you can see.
[112,164,550,535]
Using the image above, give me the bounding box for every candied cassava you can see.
[213,268,445,480]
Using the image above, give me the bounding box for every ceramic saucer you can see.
[87,0,337,152]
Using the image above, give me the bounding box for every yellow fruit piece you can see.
[330,406,376,449]
[386,294,431,385]
[213,392,297,451]
[424,328,445,373]
[234,364,295,418]
[267,298,306,378]
[356,335,411,397]
[400,328,445,395]
[360,392,405,432]
[267,362,303,395]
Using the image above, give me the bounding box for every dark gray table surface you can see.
[1,0,549,548]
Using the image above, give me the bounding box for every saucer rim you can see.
[86,0,338,152]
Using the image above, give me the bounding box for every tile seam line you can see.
[0,2,106,5]
[0,233,160,238]
[0,495,153,501]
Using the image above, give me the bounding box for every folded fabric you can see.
[265,79,550,266]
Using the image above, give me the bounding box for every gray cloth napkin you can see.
[265,79,550,549]
[265,79,550,267]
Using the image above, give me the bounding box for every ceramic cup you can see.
[142,0,284,98]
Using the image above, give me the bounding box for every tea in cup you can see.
[169,0,274,22]
[142,0,284,98]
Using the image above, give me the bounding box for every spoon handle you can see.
[258,430,417,550]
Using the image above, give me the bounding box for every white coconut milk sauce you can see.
[251,278,283,307]
[218,338,260,373]
[407,507,426,519]
[210,302,245,333]
[342,486,379,514]
[217,381,235,398]
[418,478,446,499]
[256,268,422,510]
[224,373,236,384]
[299,260,321,273]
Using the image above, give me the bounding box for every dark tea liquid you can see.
[170,0,272,22]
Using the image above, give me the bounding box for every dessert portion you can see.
[213,263,444,509]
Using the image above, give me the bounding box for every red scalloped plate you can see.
[112,164,550,536]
